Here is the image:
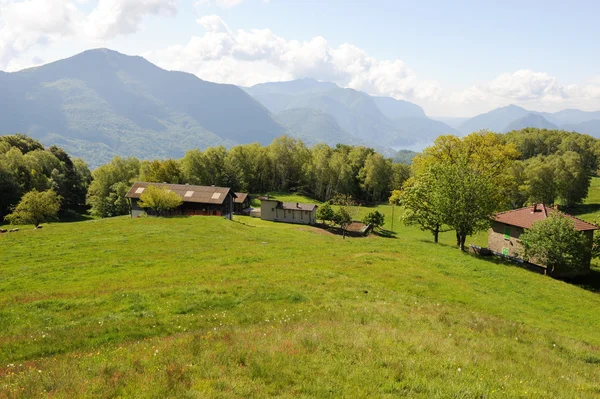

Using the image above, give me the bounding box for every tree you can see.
[397,174,449,243]
[137,185,183,216]
[333,207,352,239]
[87,156,140,217]
[316,202,335,224]
[410,132,519,250]
[521,213,591,275]
[5,189,61,227]
[363,211,385,230]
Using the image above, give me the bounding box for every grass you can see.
[1,201,600,397]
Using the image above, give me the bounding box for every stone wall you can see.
[487,221,525,258]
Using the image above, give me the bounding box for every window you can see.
[502,248,509,256]
[504,226,510,240]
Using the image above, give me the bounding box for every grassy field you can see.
[1,195,600,397]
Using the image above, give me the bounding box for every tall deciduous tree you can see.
[408,132,519,250]
[5,189,61,227]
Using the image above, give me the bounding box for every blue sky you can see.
[1,0,599,116]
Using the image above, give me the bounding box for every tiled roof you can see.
[234,193,249,203]
[493,204,598,231]
[125,182,236,205]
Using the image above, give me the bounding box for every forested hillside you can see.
[0,49,286,168]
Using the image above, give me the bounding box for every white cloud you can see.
[147,15,442,103]
[86,0,177,40]
[195,0,245,9]
[0,0,83,68]
[446,69,600,115]
[0,0,177,69]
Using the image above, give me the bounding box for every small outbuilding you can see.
[234,193,251,214]
[488,204,598,272]
[260,198,318,225]
[125,182,236,220]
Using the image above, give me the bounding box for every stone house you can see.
[260,198,318,225]
[488,204,598,273]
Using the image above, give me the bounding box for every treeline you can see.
[398,129,600,250]
[2,129,599,223]
[502,128,599,207]
[0,135,91,220]
[87,136,411,217]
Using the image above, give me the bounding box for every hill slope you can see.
[0,49,286,167]
[1,208,600,396]
[275,107,365,146]
[459,104,530,134]
[245,79,456,148]
[562,119,600,137]
[504,113,558,132]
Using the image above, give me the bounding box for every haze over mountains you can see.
[457,104,600,136]
[1,48,600,168]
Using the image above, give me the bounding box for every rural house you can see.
[125,182,237,220]
[234,193,251,214]
[488,204,598,272]
[260,198,318,225]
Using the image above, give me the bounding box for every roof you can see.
[493,204,599,231]
[260,198,318,211]
[234,193,249,204]
[125,182,236,205]
[279,201,318,211]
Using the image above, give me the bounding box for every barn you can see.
[125,182,237,220]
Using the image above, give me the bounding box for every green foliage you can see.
[333,207,352,237]
[5,189,61,227]
[409,132,518,249]
[362,210,385,229]
[86,156,140,217]
[137,185,184,216]
[396,174,448,243]
[315,202,334,224]
[521,213,591,275]
[0,135,90,220]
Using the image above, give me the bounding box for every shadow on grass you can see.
[568,203,600,218]
[563,270,600,294]
[468,250,600,294]
[57,210,95,223]
[373,229,396,238]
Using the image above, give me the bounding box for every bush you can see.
[363,211,385,230]
[521,213,591,275]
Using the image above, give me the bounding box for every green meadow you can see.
[1,191,600,397]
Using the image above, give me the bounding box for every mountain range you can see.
[1,48,600,168]
[0,49,457,167]
[456,104,600,136]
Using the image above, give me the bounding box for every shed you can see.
[234,193,251,214]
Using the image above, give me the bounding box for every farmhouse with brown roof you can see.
[125,182,237,220]
[488,204,598,272]
[260,198,318,225]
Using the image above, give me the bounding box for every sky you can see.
[1,0,600,117]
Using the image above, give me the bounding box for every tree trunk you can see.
[433,226,439,243]
[456,231,461,247]
[459,234,467,251]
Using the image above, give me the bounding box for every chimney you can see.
[296,202,299,208]
[533,203,538,212]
